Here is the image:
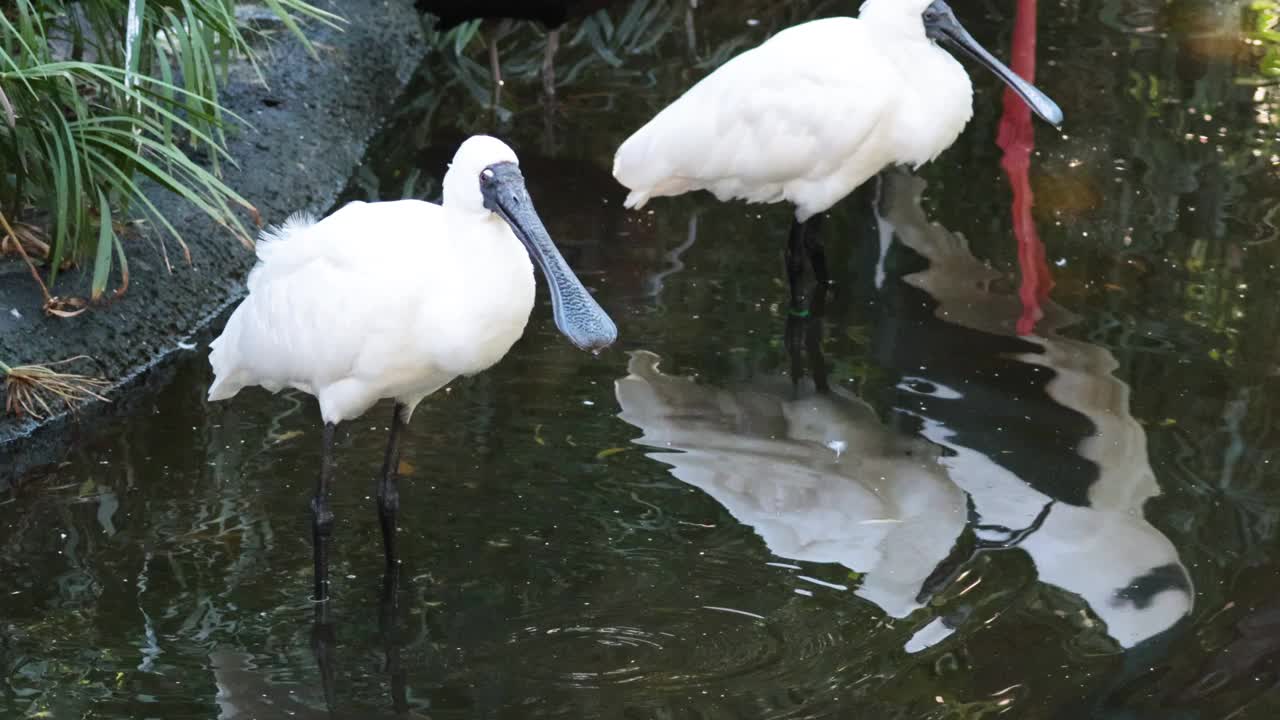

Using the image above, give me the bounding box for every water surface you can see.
[5,1,1280,718]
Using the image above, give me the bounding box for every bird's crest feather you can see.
[256,210,318,257]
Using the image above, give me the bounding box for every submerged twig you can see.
[0,356,111,419]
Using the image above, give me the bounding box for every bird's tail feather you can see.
[613,131,663,210]
[206,374,241,402]
[206,321,242,401]
[616,131,693,210]
[624,190,650,210]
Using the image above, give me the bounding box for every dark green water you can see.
[5,0,1280,717]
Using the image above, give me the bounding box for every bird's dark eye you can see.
[923,9,938,22]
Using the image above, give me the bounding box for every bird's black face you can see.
[479,162,618,353]
[922,0,1064,127]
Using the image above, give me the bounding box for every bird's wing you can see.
[246,201,432,294]
[613,18,901,208]
[211,200,449,397]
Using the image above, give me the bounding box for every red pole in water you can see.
[997,0,1053,336]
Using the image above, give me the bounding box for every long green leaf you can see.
[86,146,184,267]
[1,0,343,290]
[91,189,114,301]
[261,0,326,59]
[111,228,130,297]
[47,129,70,278]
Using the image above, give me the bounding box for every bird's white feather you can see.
[209,138,537,424]
[257,210,317,251]
[613,14,974,220]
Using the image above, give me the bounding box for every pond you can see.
[5,0,1280,717]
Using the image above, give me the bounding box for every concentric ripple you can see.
[505,604,789,690]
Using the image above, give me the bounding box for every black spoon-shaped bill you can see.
[481,162,618,353]
[923,0,1064,127]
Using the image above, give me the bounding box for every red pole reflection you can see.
[997,0,1053,336]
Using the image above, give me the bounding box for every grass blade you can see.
[111,229,130,298]
[91,189,114,301]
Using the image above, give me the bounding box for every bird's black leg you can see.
[803,214,829,290]
[378,403,406,568]
[312,422,337,603]
[785,310,806,388]
[785,218,810,376]
[786,218,809,312]
[786,214,828,313]
[311,597,337,713]
[380,564,409,717]
[785,264,832,394]
[806,281,830,394]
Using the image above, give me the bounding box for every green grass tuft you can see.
[0,0,343,306]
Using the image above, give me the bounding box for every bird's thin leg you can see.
[312,422,337,603]
[377,403,406,568]
[785,218,809,312]
[803,214,829,289]
[542,27,560,100]
[311,597,337,712]
[785,218,809,384]
[806,280,830,394]
[785,311,806,390]
[380,564,409,717]
[786,214,828,310]
[786,263,831,393]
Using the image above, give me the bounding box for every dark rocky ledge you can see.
[0,0,426,487]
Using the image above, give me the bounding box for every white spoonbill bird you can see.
[613,0,1063,310]
[207,135,617,601]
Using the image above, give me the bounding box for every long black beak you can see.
[482,163,618,353]
[924,0,1063,127]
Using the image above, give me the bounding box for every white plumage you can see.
[211,137,541,424]
[208,198,533,424]
[613,0,1061,222]
[616,12,957,220]
[207,135,616,600]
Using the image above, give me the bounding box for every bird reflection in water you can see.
[615,169,1193,655]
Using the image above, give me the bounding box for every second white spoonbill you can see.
[207,135,617,601]
[612,0,1063,310]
